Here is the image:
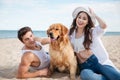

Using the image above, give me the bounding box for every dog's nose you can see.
[49,32,53,36]
[49,32,54,38]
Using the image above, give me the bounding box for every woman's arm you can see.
[95,15,107,29]
[89,8,107,29]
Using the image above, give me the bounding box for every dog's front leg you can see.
[69,59,77,80]
[70,67,76,80]
[48,61,54,77]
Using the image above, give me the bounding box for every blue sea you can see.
[0,30,47,39]
[0,30,120,39]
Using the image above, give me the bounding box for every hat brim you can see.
[72,7,96,25]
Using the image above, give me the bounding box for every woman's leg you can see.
[98,65,120,80]
[79,54,120,80]
[80,69,107,80]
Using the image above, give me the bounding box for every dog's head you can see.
[47,23,68,41]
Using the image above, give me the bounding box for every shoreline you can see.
[0,31,120,39]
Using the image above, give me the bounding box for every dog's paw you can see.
[70,74,76,80]
[47,69,53,77]
[70,76,76,80]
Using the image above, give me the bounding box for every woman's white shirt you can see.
[70,25,116,68]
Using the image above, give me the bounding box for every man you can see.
[17,26,50,78]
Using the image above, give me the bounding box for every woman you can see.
[69,6,120,80]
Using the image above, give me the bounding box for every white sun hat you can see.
[72,6,96,25]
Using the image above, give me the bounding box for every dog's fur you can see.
[47,23,77,80]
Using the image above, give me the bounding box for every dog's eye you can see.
[56,29,59,30]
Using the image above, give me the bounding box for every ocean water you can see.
[0,30,120,39]
[0,30,47,39]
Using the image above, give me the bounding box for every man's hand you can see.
[37,68,49,77]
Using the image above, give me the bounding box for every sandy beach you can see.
[0,36,120,80]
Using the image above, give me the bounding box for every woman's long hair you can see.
[69,11,94,50]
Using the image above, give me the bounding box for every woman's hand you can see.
[79,49,93,58]
[76,49,93,63]
[89,7,96,18]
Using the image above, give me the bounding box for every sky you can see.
[0,0,120,32]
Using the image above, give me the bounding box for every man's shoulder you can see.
[22,52,35,60]
[20,52,34,65]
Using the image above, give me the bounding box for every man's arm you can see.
[35,37,50,45]
[16,52,48,78]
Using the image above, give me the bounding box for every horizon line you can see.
[0,30,120,32]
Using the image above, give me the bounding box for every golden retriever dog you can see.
[47,23,77,80]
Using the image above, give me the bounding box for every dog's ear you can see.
[47,28,50,37]
[61,25,68,36]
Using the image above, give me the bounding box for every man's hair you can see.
[17,26,33,42]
